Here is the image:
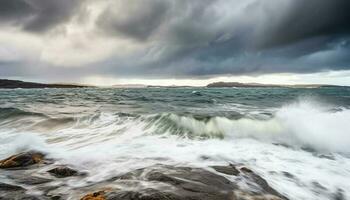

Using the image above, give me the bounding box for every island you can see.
[0,79,89,89]
[206,81,345,88]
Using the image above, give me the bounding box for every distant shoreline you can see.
[0,79,90,89]
[1,79,348,89]
[206,81,347,88]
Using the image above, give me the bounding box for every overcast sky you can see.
[0,0,350,86]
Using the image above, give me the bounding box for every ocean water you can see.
[0,87,350,199]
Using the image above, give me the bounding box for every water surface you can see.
[1,87,350,199]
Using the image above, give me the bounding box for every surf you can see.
[140,99,350,154]
[0,88,349,200]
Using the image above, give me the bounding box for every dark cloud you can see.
[0,0,32,21]
[97,0,222,44]
[256,0,350,48]
[97,0,350,47]
[0,0,83,32]
[97,0,170,41]
[93,37,350,77]
[1,0,350,80]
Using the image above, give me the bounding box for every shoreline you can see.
[0,151,288,200]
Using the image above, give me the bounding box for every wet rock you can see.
[104,189,186,200]
[48,166,79,178]
[0,182,46,200]
[240,167,253,173]
[80,164,287,200]
[50,196,62,200]
[211,165,240,176]
[0,151,46,169]
[0,182,25,191]
[81,191,106,200]
[240,166,284,198]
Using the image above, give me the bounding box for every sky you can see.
[0,0,350,86]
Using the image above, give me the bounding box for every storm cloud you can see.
[0,0,83,32]
[0,0,350,81]
[255,0,350,48]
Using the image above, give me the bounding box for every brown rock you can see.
[48,166,79,178]
[81,191,106,200]
[0,151,45,169]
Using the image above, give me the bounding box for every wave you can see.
[0,107,46,119]
[142,100,350,153]
[1,100,349,154]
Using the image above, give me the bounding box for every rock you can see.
[81,191,106,200]
[50,196,62,200]
[1,159,287,200]
[0,151,45,169]
[239,166,284,198]
[240,167,253,173]
[211,165,240,176]
[48,166,79,178]
[104,189,185,200]
[0,182,46,200]
[80,164,287,200]
[0,182,25,191]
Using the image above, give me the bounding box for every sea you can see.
[0,87,350,199]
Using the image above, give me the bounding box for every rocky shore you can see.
[0,151,288,200]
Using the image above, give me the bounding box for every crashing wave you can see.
[142,100,350,153]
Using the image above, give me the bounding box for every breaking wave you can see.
[142,100,350,153]
[1,99,350,154]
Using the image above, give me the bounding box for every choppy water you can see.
[1,87,350,199]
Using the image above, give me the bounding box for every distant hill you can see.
[206,82,344,88]
[0,79,89,89]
